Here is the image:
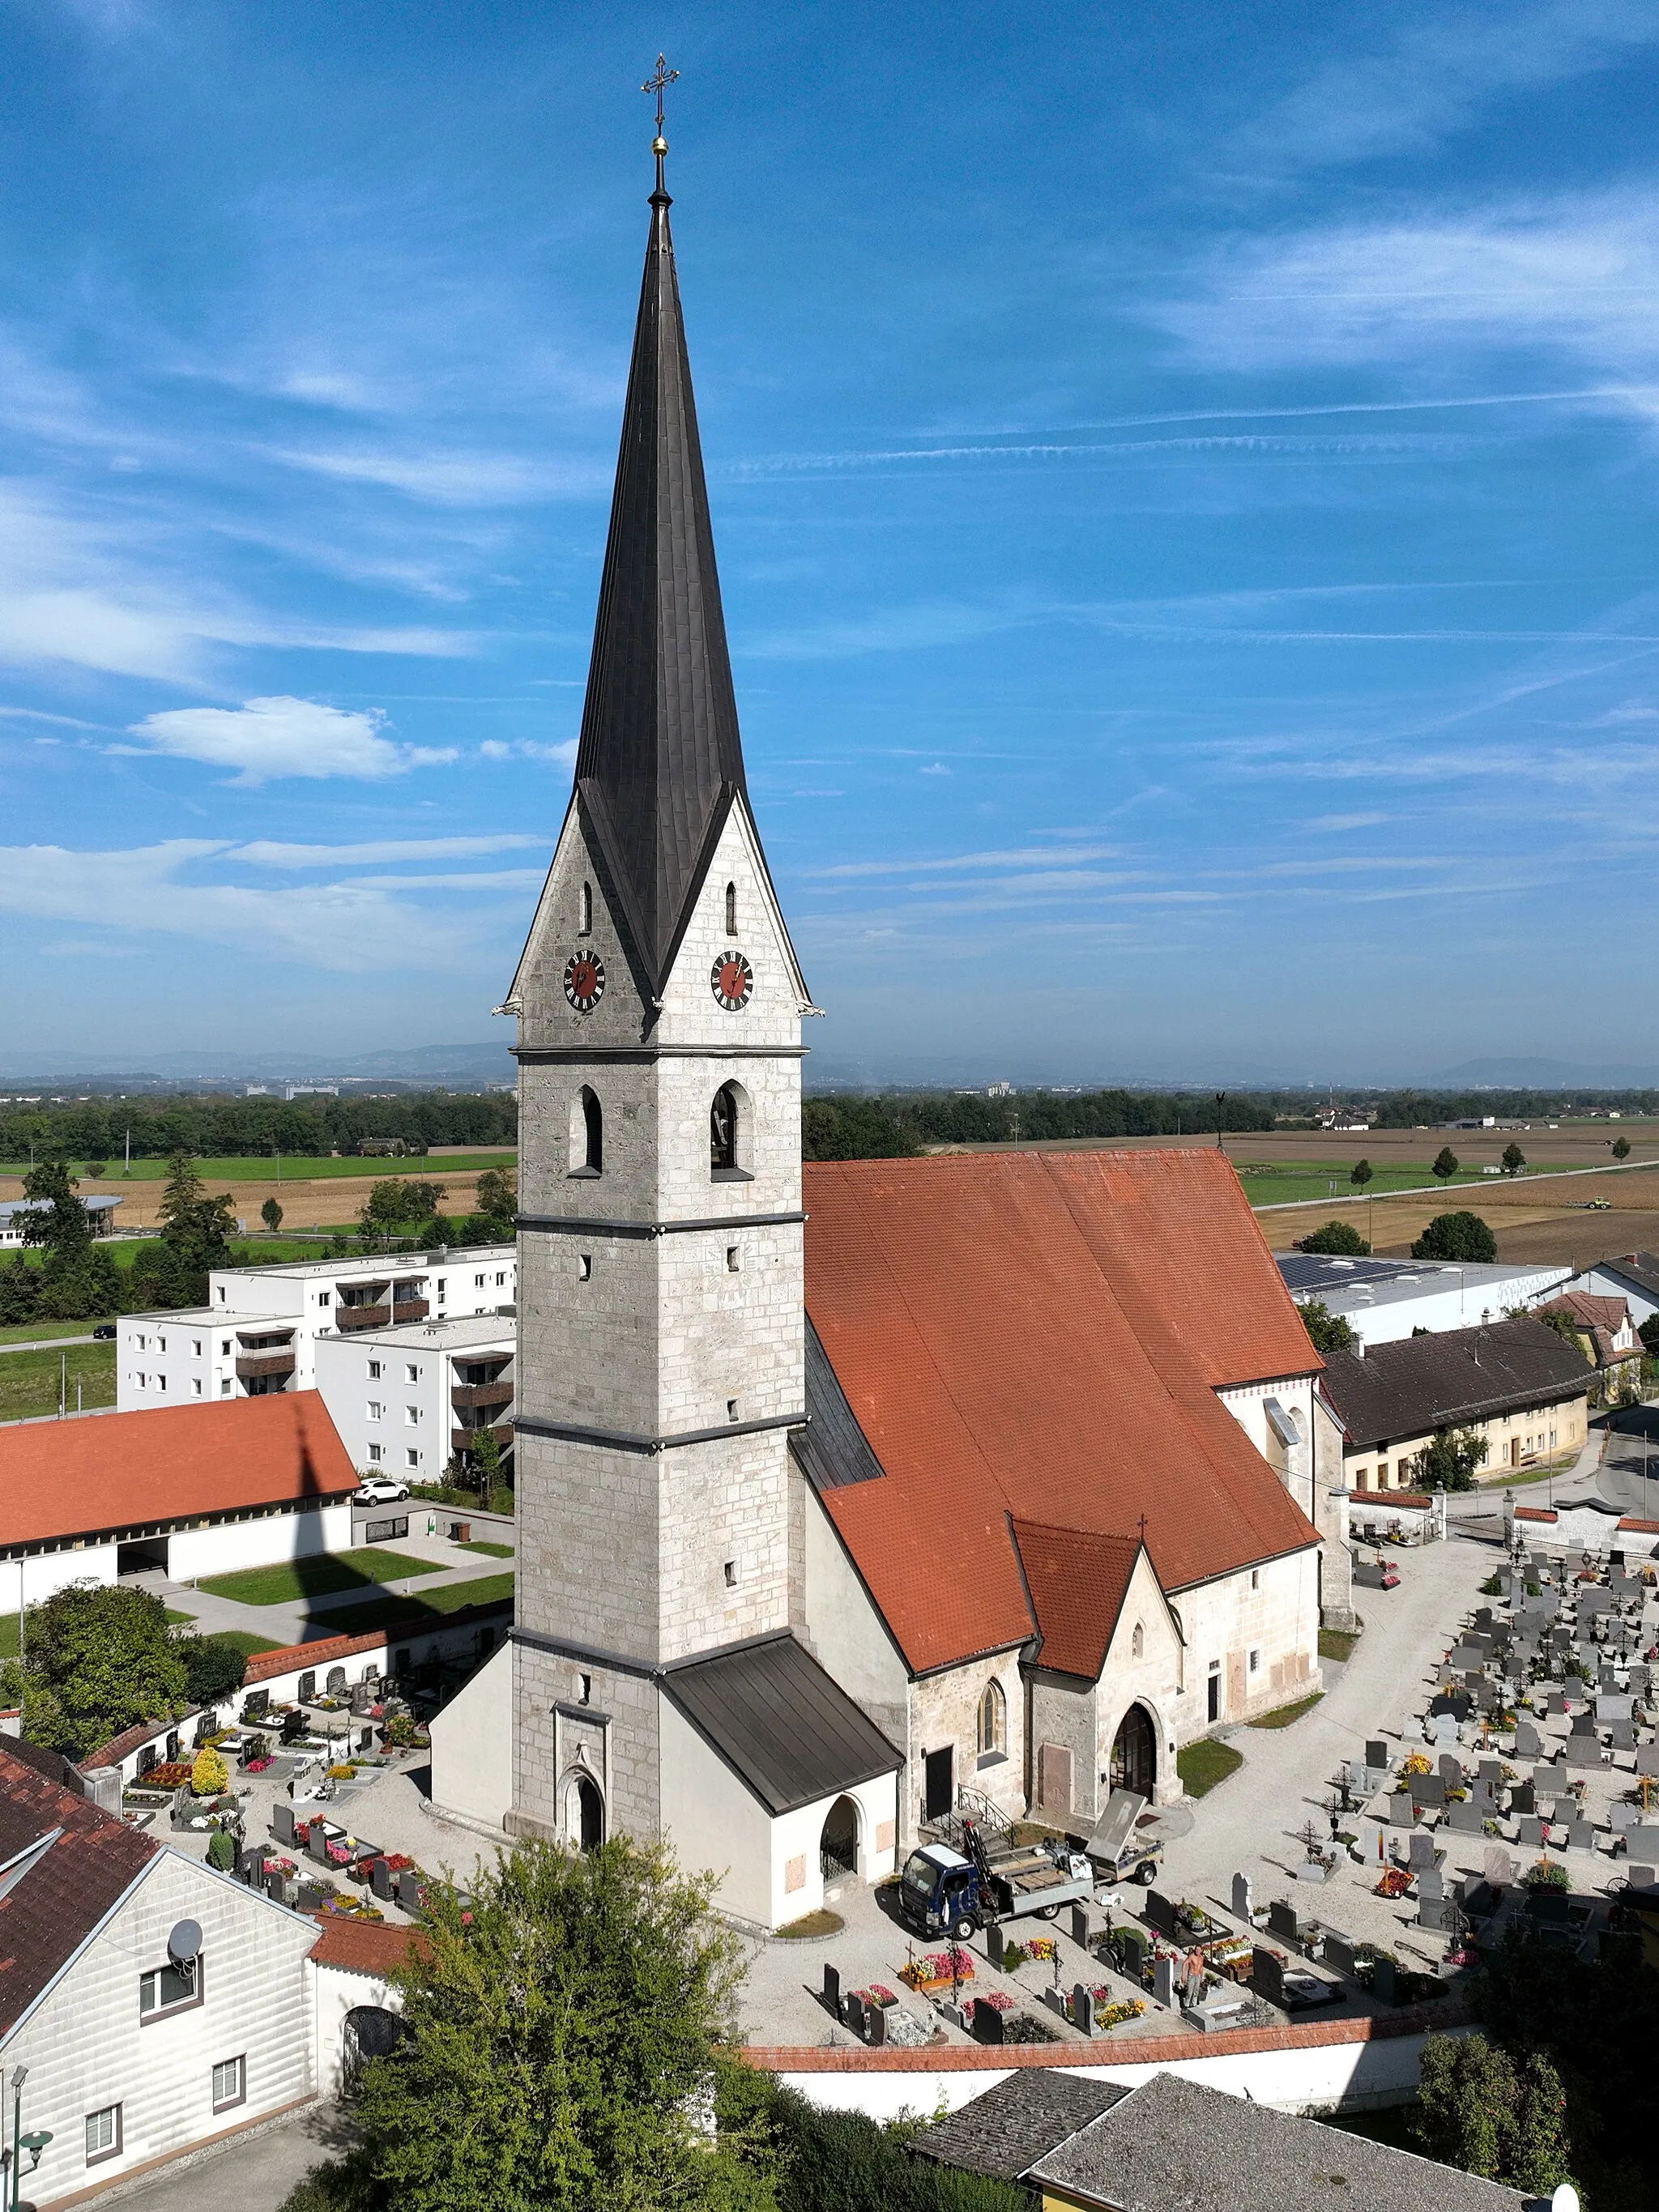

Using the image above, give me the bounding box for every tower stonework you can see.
[500,172,813,1848]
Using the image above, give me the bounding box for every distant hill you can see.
[1427,1057,1659,1089]
[0,1042,514,1088]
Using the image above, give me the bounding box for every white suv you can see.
[355,1476,411,1505]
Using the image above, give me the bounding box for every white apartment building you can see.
[313,1315,515,1484]
[117,1246,515,1413]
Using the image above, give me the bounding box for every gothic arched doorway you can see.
[569,1774,604,1852]
[820,1794,858,1878]
[1110,1703,1157,1798]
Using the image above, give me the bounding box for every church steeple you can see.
[573,144,750,999]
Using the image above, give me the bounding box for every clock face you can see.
[564,951,605,1014]
[711,950,753,1012]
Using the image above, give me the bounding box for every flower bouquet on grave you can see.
[1375,1867,1413,1899]
[1097,1997,1146,2030]
[1401,1752,1432,1777]
[863,1984,898,2009]
[970,1990,1014,2015]
[1026,1935,1058,1963]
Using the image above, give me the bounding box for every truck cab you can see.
[898,1843,978,1937]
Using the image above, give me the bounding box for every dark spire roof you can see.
[574,179,748,995]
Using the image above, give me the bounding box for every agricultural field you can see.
[0,1165,512,1235]
[0,1340,116,1421]
[0,1150,515,1181]
[1232,1159,1495,1207]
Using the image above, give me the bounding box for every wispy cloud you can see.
[811,842,1127,880]
[116,697,457,785]
[234,833,548,867]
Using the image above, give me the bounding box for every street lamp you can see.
[4,2065,50,2212]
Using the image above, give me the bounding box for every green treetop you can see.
[1501,1140,1527,1176]
[1349,1157,1373,1190]
[2,1584,188,1758]
[1299,1220,1369,1255]
[1412,1211,1498,1263]
[1297,1298,1356,1354]
[1433,1145,1459,1183]
[19,1158,92,1257]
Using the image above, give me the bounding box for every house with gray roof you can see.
[913,2069,1535,2212]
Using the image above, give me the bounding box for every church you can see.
[429,137,1350,1932]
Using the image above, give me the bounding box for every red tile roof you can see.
[0,1391,356,1549]
[306,1916,424,1975]
[0,1746,156,2037]
[245,1628,388,1685]
[803,1150,1322,1674]
[1011,1523,1141,1680]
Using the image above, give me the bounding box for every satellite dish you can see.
[1551,2186,1580,2212]
[167,1920,203,1967]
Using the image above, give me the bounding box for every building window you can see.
[85,2104,122,2165]
[193,1378,203,1397]
[318,1292,331,1308]
[578,1253,592,1281]
[436,1278,446,1301]
[367,1443,383,1464]
[211,2056,245,2112]
[406,1448,420,1470]
[220,1339,230,1355]
[475,1273,485,1288]
[140,1956,202,2019]
[1250,1568,1260,1592]
[579,880,593,936]
[220,1378,231,1396]
[158,1336,166,1352]
[406,1404,420,1426]
[405,1364,419,1384]
[710,1081,750,1178]
[156,1374,167,1391]
[727,1245,740,1272]
[724,880,737,935]
[192,1339,202,1356]
[134,1333,146,1351]
[366,1402,382,1422]
[1376,1462,1389,1485]
[723,1560,738,1588]
[367,1360,382,1380]
[1247,1648,1261,1675]
[570,1085,603,1176]
[496,1271,505,1287]
[1131,1621,1145,1660]
[727,1398,740,1422]
[578,1671,592,1704]
[976,1678,1007,1757]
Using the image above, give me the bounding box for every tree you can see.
[1412,1211,1498,1263]
[1349,1157,1373,1191]
[262,1196,284,1233]
[1433,1145,1459,1184]
[1640,1314,1659,1360]
[11,1583,188,1757]
[473,1167,517,1233]
[1297,1298,1356,1354]
[1415,1426,1490,1492]
[84,1160,107,1180]
[176,1633,253,1708]
[1537,1306,1591,1361]
[466,1422,503,1500]
[1502,1140,1527,1176]
[1299,1220,1369,1255]
[153,1150,237,1304]
[18,1159,92,1259]
[1417,2031,1574,2195]
[1613,1136,1631,1161]
[348,1836,781,2211]
[358,1178,448,1244]
[190,1743,229,1797]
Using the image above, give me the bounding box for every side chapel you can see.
[429,131,1350,1931]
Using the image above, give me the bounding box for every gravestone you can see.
[1409,1831,1436,1869]
[370,1858,393,1900]
[1366,1740,1389,1771]
[1413,1775,1447,1809]
[1324,1931,1358,1979]
[271,1802,296,1845]
[1611,1723,1637,1752]
[1252,1947,1286,2007]
[1419,1897,1453,1932]
[1371,1954,1398,2005]
[1478,1758,1503,1783]
[1232,1872,1253,1923]
[1418,1868,1445,1902]
[1070,1903,1093,1948]
[1598,1695,1634,1723]
[1518,1817,1546,1848]
[395,1869,422,1912]
[263,1865,286,1902]
[308,1825,331,1864]
[1388,1792,1416,1828]
[1610,1803,1636,1832]
[1567,1818,1595,1851]
[1438,1753,1464,1785]
[1154,1953,1178,2010]
[844,1992,866,2041]
[1073,1984,1094,2035]
[1564,1735,1602,1769]
[1631,1664,1651,1693]
[1269,1899,1301,1945]
[822,1963,842,2022]
[1516,1722,1543,1759]
[1511,1780,1535,1816]
[868,2001,886,2048]
[1635,1745,1659,1778]
[1146,1890,1178,1938]
[1548,1693,1569,1715]
[974,1999,1004,2046]
[1629,1864,1657,1890]
[1431,1713,1461,1744]
[1485,1846,1516,1888]
[987,1922,1009,1969]
[1447,1801,1482,1834]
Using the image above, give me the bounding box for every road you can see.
[0,1332,97,1354]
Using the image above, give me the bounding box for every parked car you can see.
[355,1477,411,1505]
[92,1323,117,1340]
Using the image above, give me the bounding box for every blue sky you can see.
[3,0,1659,1084]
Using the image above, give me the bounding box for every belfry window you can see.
[579,880,593,936]
[570,1086,603,1177]
[724,880,737,936]
[710,1084,738,1175]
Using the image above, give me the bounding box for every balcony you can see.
[392,1298,429,1323]
[451,1379,514,1413]
[336,1303,391,1332]
[452,1421,514,1456]
[236,1351,296,1381]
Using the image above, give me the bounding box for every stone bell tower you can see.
[497,129,817,1848]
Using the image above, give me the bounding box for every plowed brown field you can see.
[0,1169,495,1235]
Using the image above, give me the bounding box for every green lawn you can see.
[0,1318,113,1345]
[1319,1627,1360,1663]
[0,1341,116,1423]
[196,1628,285,1660]
[1235,1159,1500,1207]
[1177,1737,1243,1796]
[1248,1692,1325,1729]
[322,1571,514,1641]
[194,1546,444,1606]
[460,1539,514,1558]
[0,1151,516,1183]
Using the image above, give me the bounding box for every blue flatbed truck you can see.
[897,1824,1099,1941]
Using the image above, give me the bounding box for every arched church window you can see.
[710,1083,738,1175]
[579,880,593,936]
[570,1085,603,1176]
[1132,1621,1145,1660]
[976,1678,1006,1758]
[724,880,737,936]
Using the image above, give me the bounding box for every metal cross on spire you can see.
[642,53,679,195]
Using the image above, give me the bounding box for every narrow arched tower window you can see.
[724,880,736,936]
[574,1085,602,1175]
[710,1083,737,1175]
[579,881,593,936]
[1132,1621,1145,1660]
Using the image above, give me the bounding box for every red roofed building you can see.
[0,1392,356,1614]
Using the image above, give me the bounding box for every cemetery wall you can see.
[751,2006,1464,2120]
